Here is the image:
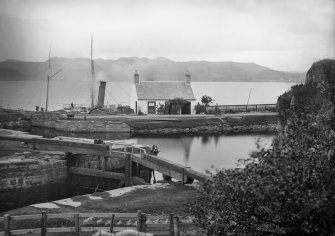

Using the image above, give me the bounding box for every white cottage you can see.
[130,71,196,115]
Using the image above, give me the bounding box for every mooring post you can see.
[74,213,81,236]
[41,211,47,236]
[4,214,10,236]
[173,215,180,236]
[137,210,143,232]
[169,213,174,236]
[124,145,132,186]
[110,214,115,233]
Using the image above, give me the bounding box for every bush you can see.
[189,64,335,235]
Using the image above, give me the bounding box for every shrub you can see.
[189,64,335,235]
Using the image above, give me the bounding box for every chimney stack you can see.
[97,81,106,107]
[134,70,140,84]
[185,70,191,85]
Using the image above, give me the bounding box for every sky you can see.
[0,0,334,71]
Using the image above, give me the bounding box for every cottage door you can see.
[147,101,156,114]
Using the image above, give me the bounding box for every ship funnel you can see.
[97,81,106,108]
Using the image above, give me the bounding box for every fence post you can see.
[74,213,81,236]
[110,214,115,233]
[41,211,47,236]
[137,210,143,232]
[124,145,132,186]
[169,213,174,236]
[141,213,147,233]
[4,214,10,236]
[173,216,179,236]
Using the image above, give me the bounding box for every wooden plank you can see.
[32,143,110,156]
[124,146,132,186]
[10,228,41,235]
[169,214,174,236]
[69,167,125,180]
[11,214,47,221]
[147,224,170,229]
[146,215,170,220]
[81,226,136,232]
[110,214,115,233]
[147,231,170,235]
[32,138,109,150]
[79,213,138,218]
[41,211,47,236]
[173,216,179,236]
[47,227,75,233]
[183,168,213,183]
[74,213,81,236]
[47,213,75,220]
[4,214,10,236]
[46,226,137,233]
[132,153,212,183]
[137,210,142,232]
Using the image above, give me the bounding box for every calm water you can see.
[128,134,274,173]
[31,127,274,174]
[0,81,295,110]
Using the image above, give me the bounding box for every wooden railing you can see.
[207,104,277,113]
[0,211,196,236]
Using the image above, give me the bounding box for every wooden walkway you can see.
[0,129,212,184]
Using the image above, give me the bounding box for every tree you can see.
[201,95,214,106]
[188,70,335,235]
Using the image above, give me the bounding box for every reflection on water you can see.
[30,128,274,174]
[129,134,274,173]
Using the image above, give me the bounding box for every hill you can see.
[0,57,304,83]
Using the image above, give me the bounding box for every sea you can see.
[0,81,297,111]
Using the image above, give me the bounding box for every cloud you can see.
[0,0,334,71]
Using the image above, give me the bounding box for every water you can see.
[31,127,274,174]
[0,81,295,110]
[128,134,274,173]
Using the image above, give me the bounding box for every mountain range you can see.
[0,57,305,83]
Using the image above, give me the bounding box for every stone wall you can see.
[32,120,131,133]
[134,115,278,135]
[0,155,68,211]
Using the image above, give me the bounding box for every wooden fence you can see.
[0,211,195,236]
[207,104,277,113]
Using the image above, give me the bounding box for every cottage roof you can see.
[135,81,196,101]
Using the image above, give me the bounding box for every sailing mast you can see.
[90,35,96,108]
[45,47,62,112]
[45,47,51,111]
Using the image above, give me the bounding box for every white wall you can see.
[129,84,138,114]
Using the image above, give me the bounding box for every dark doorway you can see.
[182,102,191,114]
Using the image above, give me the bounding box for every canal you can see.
[31,127,274,174]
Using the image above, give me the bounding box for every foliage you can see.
[201,95,214,106]
[189,70,335,235]
[166,97,188,114]
[168,97,188,106]
[116,105,134,114]
[156,103,165,114]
